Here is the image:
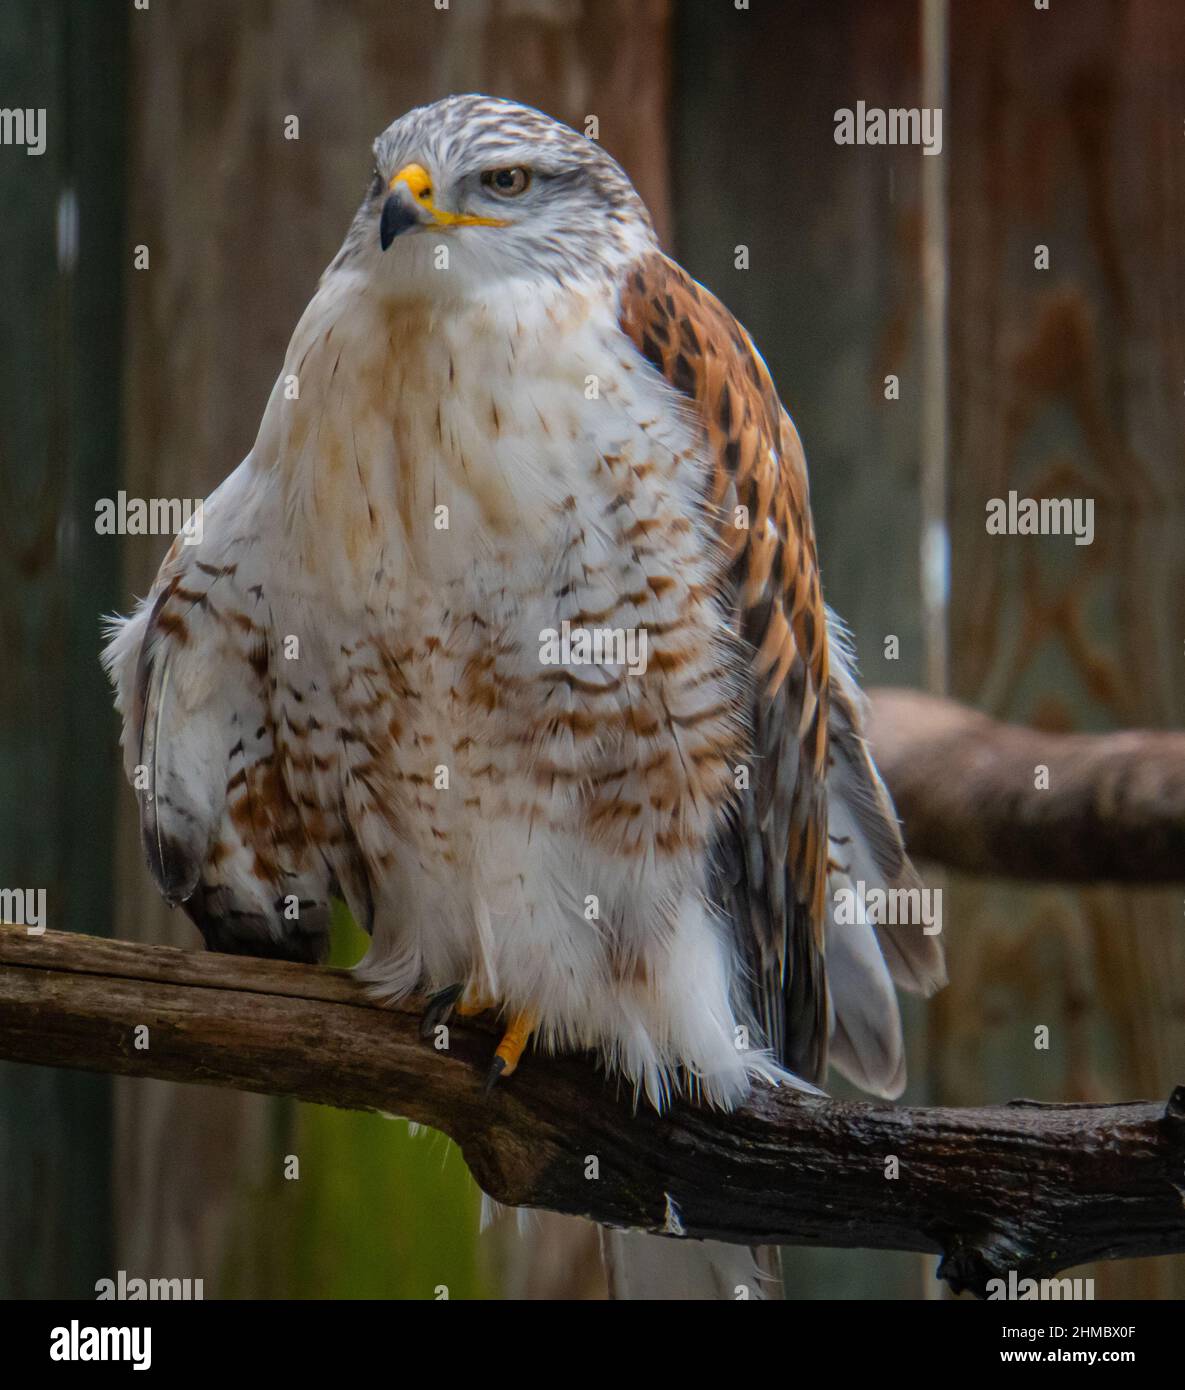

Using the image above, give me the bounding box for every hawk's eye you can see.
[481,166,531,197]
[369,167,384,197]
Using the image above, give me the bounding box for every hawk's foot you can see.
[419,983,463,1039]
[456,991,495,1018]
[484,1010,535,1092]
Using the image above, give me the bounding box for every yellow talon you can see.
[456,992,494,1018]
[488,1010,535,1085]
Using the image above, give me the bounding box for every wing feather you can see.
[620,252,831,1079]
[104,488,350,963]
[618,251,942,1092]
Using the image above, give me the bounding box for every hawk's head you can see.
[342,95,656,294]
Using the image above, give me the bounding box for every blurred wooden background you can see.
[1,0,1182,1298]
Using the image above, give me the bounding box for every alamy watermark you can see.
[96,1270,204,1301]
[0,107,46,156]
[50,1322,150,1371]
[95,492,204,545]
[832,880,942,936]
[0,887,45,934]
[834,102,942,156]
[539,620,648,676]
[986,491,1094,545]
[988,1271,1095,1300]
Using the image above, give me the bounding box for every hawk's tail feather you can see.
[826,668,946,999]
[600,1228,777,1301]
[823,877,907,1098]
[821,615,946,1098]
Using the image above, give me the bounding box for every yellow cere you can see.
[388,162,509,228]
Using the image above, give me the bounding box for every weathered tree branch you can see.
[2,926,1183,1295]
[866,687,1185,883]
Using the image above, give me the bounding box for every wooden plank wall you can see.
[0,0,124,1298]
[941,0,1185,1299]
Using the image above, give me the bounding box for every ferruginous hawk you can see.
[104,94,944,1113]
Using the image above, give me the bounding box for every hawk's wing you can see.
[103,468,372,963]
[619,252,943,1094]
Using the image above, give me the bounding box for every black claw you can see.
[420,983,463,1039]
[484,1055,507,1094]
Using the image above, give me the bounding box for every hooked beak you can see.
[379,162,509,250]
[379,188,422,250]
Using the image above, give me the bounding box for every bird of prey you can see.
[105,94,944,1114]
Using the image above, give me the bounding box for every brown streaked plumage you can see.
[620,251,833,1080]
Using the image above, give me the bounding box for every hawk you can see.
[105,94,944,1112]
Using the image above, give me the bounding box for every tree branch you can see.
[866,687,1185,883]
[2,926,1183,1295]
